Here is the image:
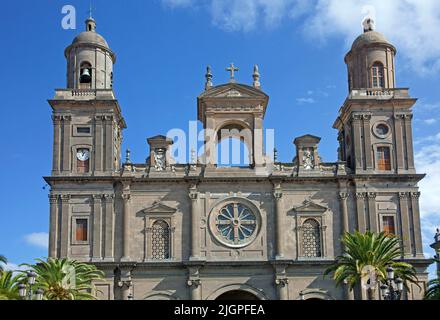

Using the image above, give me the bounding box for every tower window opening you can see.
[80,63,92,86]
[377,146,391,171]
[371,62,384,88]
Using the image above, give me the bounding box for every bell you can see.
[80,68,91,83]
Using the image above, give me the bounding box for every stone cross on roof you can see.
[226,63,239,83]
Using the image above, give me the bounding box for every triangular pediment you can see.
[293,200,328,212]
[142,202,177,214]
[199,83,268,100]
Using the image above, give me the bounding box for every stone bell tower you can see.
[334,19,416,175]
[48,17,126,177]
[197,64,269,169]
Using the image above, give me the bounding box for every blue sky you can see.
[0,0,439,277]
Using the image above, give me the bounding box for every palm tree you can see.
[0,255,7,273]
[0,270,21,300]
[425,259,440,300]
[324,231,418,300]
[21,257,104,300]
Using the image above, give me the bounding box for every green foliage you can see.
[21,257,104,300]
[324,231,418,293]
[425,258,440,300]
[0,270,21,300]
[0,255,6,272]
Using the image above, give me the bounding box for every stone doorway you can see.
[215,290,261,300]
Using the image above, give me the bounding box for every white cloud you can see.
[162,0,440,74]
[296,97,315,104]
[3,262,29,273]
[24,232,48,250]
[424,118,437,125]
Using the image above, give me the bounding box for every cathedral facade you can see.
[45,17,430,300]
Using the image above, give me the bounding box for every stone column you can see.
[61,115,72,173]
[275,278,289,300]
[253,114,264,167]
[355,192,366,233]
[367,192,377,232]
[52,115,62,174]
[187,279,202,300]
[362,114,373,171]
[94,115,104,173]
[404,115,415,171]
[399,192,412,256]
[274,185,285,258]
[60,195,71,257]
[338,192,349,235]
[48,194,59,258]
[92,194,103,261]
[122,193,131,261]
[351,114,363,172]
[103,194,114,261]
[189,185,200,260]
[410,192,424,256]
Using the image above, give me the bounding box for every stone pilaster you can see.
[351,114,363,172]
[394,114,405,172]
[103,194,114,261]
[273,184,285,258]
[410,192,424,257]
[404,114,415,170]
[367,192,377,232]
[92,194,103,261]
[104,115,114,172]
[399,192,412,256]
[121,193,131,261]
[48,194,59,258]
[61,115,72,173]
[189,184,201,260]
[362,114,373,171]
[52,115,62,174]
[355,192,366,233]
[94,115,104,172]
[60,194,71,257]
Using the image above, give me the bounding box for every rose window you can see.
[213,203,258,247]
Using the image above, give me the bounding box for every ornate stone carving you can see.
[122,194,131,201]
[153,148,166,171]
[302,148,315,170]
[49,194,59,204]
[104,194,114,202]
[398,192,409,199]
[275,278,289,287]
[355,192,366,199]
[411,192,421,199]
[338,192,349,200]
[187,279,201,287]
[367,192,377,199]
[60,194,71,203]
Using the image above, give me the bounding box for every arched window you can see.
[371,62,384,88]
[151,220,170,260]
[302,219,322,258]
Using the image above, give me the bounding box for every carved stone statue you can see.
[303,149,314,170]
[154,148,166,171]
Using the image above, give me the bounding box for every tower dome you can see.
[64,18,116,89]
[345,19,396,91]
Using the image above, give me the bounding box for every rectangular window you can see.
[382,216,395,235]
[77,127,91,134]
[75,219,88,242]
[377,146,391,171]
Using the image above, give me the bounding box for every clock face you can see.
[77,149,90,161]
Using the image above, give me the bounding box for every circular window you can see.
[373,122,391,139]
[210,201,260,248]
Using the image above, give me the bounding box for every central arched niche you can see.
[215,122,253,167]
